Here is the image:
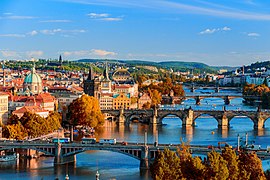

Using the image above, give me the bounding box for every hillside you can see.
[76,59,236,73]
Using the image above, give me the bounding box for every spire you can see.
[31,61,36,74]
[103,62,109,80]
[87,66,94,80]
[59,55,62,64]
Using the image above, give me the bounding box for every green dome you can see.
[24,73,42,84]
[24,66,42,84]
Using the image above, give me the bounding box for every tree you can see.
[205,151,229,180]
[46,112,62,131]
[173,84,185,97]
[67,94,104,128]
[238,152,266,180]
[3,122,27,140]
[222,147,239,180]
[7,114,20,125]
[151,149,182,180]
[148,89,162,107]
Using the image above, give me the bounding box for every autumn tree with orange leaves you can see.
[67,94,104,128]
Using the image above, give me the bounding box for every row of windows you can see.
[59,99,70,102]
[0,107,8,111]
[0,99,7,103]
[100,99,113,102]
[114,103,130,106]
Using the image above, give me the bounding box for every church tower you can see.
[83,66,95,96]
[59,55,63,65]
[100,62,111,93]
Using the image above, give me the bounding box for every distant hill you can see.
[243,61,270,72]
[76,59,236,73]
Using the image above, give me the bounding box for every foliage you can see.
[67,94,104,128]
[243,83,270,108]
[3,111,62,139]
[148,89,162,107]
[221,147,239,180]
[151,145,267,180]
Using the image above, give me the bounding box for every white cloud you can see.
[199,28,217,34]
[28,30,38,36]
[100,17,123,21]
[91,49,117,56]
[40,19,71,23]
[0,34,26,38]
[0,50,19,57]
[26,51,44,57]
[199,26,231,35]
[87,12,123,21]
[222,26,231,31]
[63,50,90,57]
[40,29,86,35]
[87,13,109,18]
[62,49,117,57]
[0,15,36,20]
[247,32,260,37]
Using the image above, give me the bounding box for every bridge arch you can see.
[229,115,255,130]
[158,111,186,124]
[193,111,221,128]
[61,147,142,161]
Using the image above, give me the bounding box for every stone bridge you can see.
[102,108,270,130]
[184,95,243,105]
[184,84,242,93]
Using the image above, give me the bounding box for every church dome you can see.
[23,65,43,95]
[24,71,42,84]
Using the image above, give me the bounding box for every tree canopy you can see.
[3,112,62,140]
[151,145,267,180]
[67,94,104,128]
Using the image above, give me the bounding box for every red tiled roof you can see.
[13,106,49,114]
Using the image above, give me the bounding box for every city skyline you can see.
[0,0,270,66]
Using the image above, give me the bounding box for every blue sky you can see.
[0,0,270,66]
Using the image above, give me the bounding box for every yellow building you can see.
[0,93,9,124]
[113,93,131,110]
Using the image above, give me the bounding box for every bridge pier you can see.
[118,108,126,124]
[215,87,220,93]
[140,146,149,170]
[224,96,230,105]
[150,107,160,124]
[254,112,265,130]
[183,108,194,127]
[54,143,76,165]
[218,114,229,128]
[195,96,201,105]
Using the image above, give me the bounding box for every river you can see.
[1,88,270,180]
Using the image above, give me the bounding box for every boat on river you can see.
[0,153,18,162]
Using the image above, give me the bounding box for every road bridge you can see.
[102,107,270,130]
[1,141,269,169]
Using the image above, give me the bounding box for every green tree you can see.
[67,94,104,128]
